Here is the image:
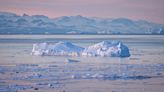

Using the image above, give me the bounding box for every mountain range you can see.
[0,12,164,34]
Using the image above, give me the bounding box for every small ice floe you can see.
[71,73,152,80]
[16,64,38,67]
[102,75,152,80]
[36,81,62,88]
[27,73,43,79]
[71,73,94,79]
[31,41,130,57]
[71,74,81,79]
[3,84,32,91]
[65,59,80,63]
[48,65,58,67]
[37,81,59,86]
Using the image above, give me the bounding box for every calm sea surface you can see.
[0,35,164,64]
[0,35,164,92]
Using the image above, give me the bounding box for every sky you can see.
[0,0,164,24]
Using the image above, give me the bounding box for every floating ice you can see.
[82,41,130,57]
[65,59,80,63]
[31,41,130,57]
[31,41,84,56]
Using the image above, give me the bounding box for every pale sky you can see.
[0,0,164,24]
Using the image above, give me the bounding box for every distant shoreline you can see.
[0,33,163,35]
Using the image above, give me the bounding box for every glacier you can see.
[31,41,130,57]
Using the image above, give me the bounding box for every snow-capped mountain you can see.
[0,12,164,34]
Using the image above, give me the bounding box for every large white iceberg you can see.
[31,41,130,57]
[31,41,84,56]
[82,41,130,57]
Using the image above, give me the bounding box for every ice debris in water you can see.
[31,41,130,57]
[65,59,80,63]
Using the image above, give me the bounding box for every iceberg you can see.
[31,41,130,57]
[82,41,130,57]
[31,41,84,56]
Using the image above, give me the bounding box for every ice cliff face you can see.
[31,41,130,57]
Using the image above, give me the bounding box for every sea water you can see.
[0,35,164,92]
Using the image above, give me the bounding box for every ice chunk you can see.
[65,59,80,63]
[31,41,130,57]
[31,41,84,56]
[82,41,130,57]
[31,42,48,55]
